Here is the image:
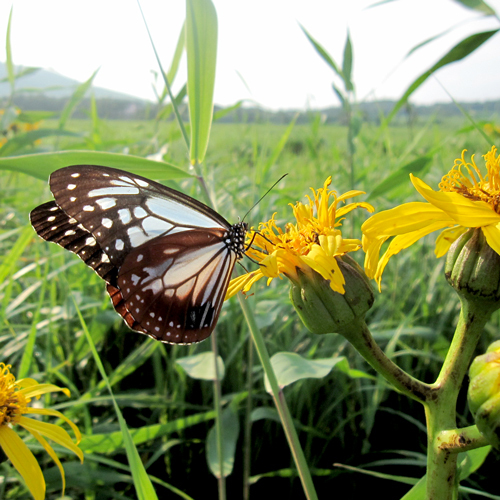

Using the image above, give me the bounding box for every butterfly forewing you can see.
[30,165,247,344]
[49,165,232,268]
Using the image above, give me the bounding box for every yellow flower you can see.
[0,363,83,500]
[362,146,500,290]
[226,177,374,298]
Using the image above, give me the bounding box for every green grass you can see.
[1,113,499,499]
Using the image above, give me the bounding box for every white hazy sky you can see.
[1,0,500,110]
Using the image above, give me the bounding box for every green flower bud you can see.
[468,340,500,449]
[289,254,374,337]
[445,228,500,306]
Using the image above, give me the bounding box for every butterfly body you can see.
[30,165,247,344]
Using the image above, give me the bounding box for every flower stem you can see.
[238,295,319,500]
[342,321,432,403]
[425,299,495,500]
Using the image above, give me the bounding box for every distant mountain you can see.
[0,61,146,101]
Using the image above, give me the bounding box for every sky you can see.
[1,0,500,110]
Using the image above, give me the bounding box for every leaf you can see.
[265,352,345,392]
[80,411,216,454]
[367,156,433,200]
[186,0,218,165]
[5,7,14,93]
[342,31,354,92]
[0,129,82,157]
[0,150,189,181]
[300,24,343,78]
[206,407,240,477]
[58,69,99,130]
[452,0,496,15]
[458,446,491,479]
[176,352,225,380]
[387,30,498,123]
[213,100,244,122]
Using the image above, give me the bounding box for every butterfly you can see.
[30,165,248,344]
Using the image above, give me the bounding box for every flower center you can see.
[0,364,27,426]
[439,147,500,214]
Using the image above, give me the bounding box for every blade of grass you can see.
[386,30,498,124]
[0,150,190,181]
[72,295,159,500]
[5,7,14,95]
[186,0,218,165]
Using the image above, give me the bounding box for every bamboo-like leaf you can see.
[387,30,498,123]
[300,24,343,79]
[0,150,190,181]
[0,129,82,157]
[186,0,218,164]
[5,7,14,94]
[452,0,496,15]
[58,69,99,130]
[79,411,216,453]
[342,31,354,92]
[367,156,432,200]
[213,100,244,121]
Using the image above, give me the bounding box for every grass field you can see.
[1,107,500,500]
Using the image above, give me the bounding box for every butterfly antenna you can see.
[242,174,288,222]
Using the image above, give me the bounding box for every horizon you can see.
[1,0,499,111]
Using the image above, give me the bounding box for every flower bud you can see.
[445,228,500,306]
[468,340,500,449]
[289,254,374,337]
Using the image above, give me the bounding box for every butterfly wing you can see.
[107,228,238,343]
[30,165,246,344]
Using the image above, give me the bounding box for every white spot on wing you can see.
[71,173,80,178]
[85,237,96,246]
[101,254,110,263]
[96,198,117,209]
[64,229,76,236]
[127,226,149,247]
[145,198,224,228]
[115,239,124,251]
[134,207,148,219]
[118,208,132,224]
[47,216,56,222]
[142,216,173,237]
[101,218,113,228]
[88,187,140,197]
[135,178,149,187]
[83,205,95,212]
[67,184,76,190]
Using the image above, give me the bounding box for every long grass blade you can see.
[186,0,218,165]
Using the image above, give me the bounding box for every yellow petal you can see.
[20,383,70,399]
[336,190,366,202]
[411,174,500,227]
[18,416,84,462]
[434,226,467,258]
[362,235,388,279]
[336,201,374,219]
[482,223,500,256]
[362,202,452,237]
[374,221,450,290]
[28,429,66,495]
[0,426,45,500]
[302,247,345,293]
[225,271,265,300]
[24,408,81,444]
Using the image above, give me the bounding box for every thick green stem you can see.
[343,321,432,403]
[425,299,495,500]
[238,295,318,500]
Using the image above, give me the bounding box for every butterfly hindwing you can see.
[30,165,247,344]
[106,229,237,344]
[29,200,118,283]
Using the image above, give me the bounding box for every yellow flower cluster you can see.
[0,363,82,500]
[227,177,373,298]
